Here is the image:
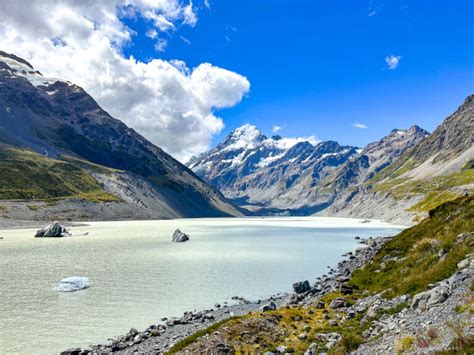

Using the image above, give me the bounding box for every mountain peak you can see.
[0,50,34,69]
[388,125,429,138]
[407,125,430,136]
[220,124,267,151]
[0,50,66,88]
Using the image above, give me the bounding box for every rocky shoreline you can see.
[61,235,397,354]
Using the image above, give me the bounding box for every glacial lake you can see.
[0,217,404,354]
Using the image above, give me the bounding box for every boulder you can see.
[329,297,348,309]
[457,257,470,269]
[304,343,318,355]
[172,229,190,242]
[411,285,449,310]
[293,280,311,294]
[56,277,90,292]
[339,284,353,295]
[261,301,277,312]
[35,221,69,238]
[298,333,308,340]
[60,349,81,355]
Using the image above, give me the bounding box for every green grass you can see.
[60,155,119,174]
[167,317,240,354]
[0,146,120,202]
[462,159,474,170]
[408,191,460,212]
[373,170,474,201]
[350,196,474,298]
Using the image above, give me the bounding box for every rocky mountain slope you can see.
[190,96,473,223]
[189,125,361,214]
[324,95,474,223]
[0,51,241,221]
[189,123,430,219]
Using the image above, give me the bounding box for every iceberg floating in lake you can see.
[55,277,90,292]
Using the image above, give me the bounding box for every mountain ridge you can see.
[0,50,242,221]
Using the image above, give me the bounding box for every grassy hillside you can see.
[169,196,474,354]
[0,146,120,202]
[372,169,474,211]
[350,196,473,297]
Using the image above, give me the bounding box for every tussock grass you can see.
[167,317,239,354]
[0,146,120,202]
[350,196,474,298]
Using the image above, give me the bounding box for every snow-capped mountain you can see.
[189,123,432,216]
[188,124,319,191]
[188,124,360,214]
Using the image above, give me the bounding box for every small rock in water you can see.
[56,277,90,292]
[35,221,70,238]
[172,229,190,243]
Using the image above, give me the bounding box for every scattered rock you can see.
[60,348,81,355]
[261,302,276,312]
[172,229,190,242]
[329,297,348,309]
[276,345,287,353]
[298,333,308,340]
[340,284,353,295]
[457,257,470,269]
[293,280,311,294]
[411,285,449,310]
[304,343,318,355]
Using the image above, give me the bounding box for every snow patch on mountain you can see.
[0,52,67,88]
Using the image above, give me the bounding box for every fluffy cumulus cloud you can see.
[0,0,250,161]
[353,122,368,129]
[385,54,402,70]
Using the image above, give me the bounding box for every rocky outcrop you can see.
[172,229,190,243]
[34,221,69,238]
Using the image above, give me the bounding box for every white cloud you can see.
[272,124,286,134]
[204,0,211,9]
[385,55,402,70]
[180,35,191,45]
[264,136,320,150]
[353,122,368,129]
[146,29,158,39]
[154,38,168,52]
[0,0,250,162]
[182,2,198,27]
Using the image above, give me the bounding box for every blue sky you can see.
[123,0,473,148]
